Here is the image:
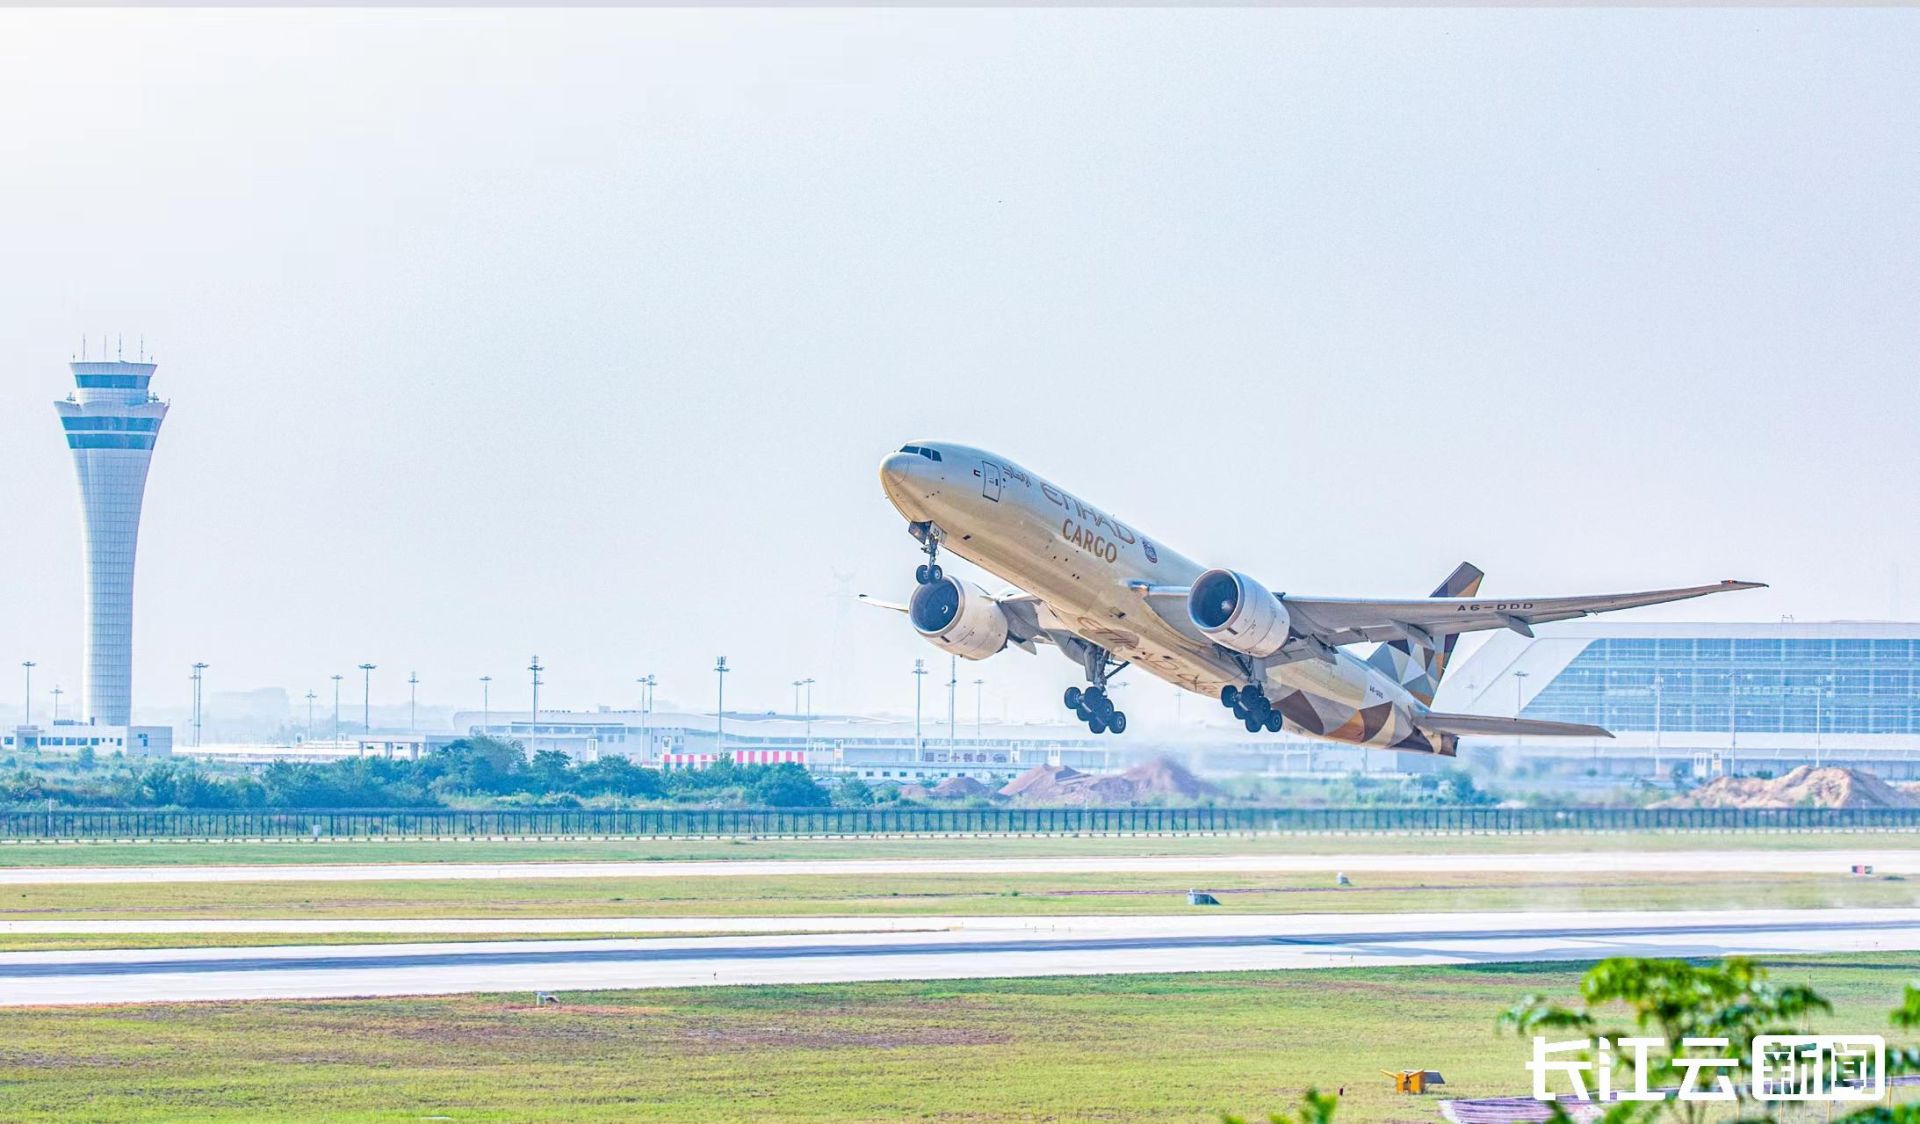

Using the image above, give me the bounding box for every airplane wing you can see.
[1417,712,1613,739]
[1281,580,1765,648]
[993,593,1052,650]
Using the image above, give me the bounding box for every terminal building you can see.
[1440,621,1920,779]
[452,709,1120,784]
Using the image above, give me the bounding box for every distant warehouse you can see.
[1440,621,1920,779]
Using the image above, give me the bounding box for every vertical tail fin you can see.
[1367,562,1484,706]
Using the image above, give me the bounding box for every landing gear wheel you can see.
[1219,685,1239,708]
[1064,687,1083,711]
[911,523,945,587]
[1091,695,1115,720]
[1242,690,1271,720]
[1087,714,1107,735]
[1243,715,1261,733]
[1263,712,1284,734]
[1107,712,1127,735]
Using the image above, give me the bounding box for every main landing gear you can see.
[1065,645,1129,735]
[1065,685,1127,735]
[910,521,945,585]
[1222,683,1285,734]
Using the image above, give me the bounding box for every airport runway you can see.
[5,908,1918,1005]
[1,849,1914,885]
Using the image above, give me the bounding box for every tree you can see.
[431,737,527,795]
[576,756,664,799]
[751,763,830,808]
[530,749,574,792]
[832,777,876,807]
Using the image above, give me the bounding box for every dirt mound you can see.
[1656,765,1917,810]
[929,775,992,800]
[997,757,1216,805]
[896,784,933,802]
[1120,757,1221,800]
[998,765,1087,801]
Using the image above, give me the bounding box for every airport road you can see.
[4,908,1918,1005]
[0,849,1912,885]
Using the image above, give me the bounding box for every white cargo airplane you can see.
[869,442,1763,757]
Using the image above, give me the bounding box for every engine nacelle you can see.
[909,577,1011,660]
[1187,568,1292,658]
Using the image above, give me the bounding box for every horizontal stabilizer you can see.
[1418,712,1614,739]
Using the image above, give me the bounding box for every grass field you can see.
[1,954,1915,1122]
[2,869,1916,929]
[0,931,813,952]
[2,830,1918,868]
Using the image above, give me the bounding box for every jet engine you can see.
[909,576,1011,660]
[1187,568,1292,657]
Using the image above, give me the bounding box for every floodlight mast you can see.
[714,657,729,756]
[359,663,376,735]
[913,659,927,752]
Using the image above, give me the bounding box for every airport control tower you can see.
[54,356,168,727]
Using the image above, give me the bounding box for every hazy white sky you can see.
[2,9,1916,729]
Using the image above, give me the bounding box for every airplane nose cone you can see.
[879,451,921,493]
[880,450,936,520]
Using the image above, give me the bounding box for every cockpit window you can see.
[898,445,942,462]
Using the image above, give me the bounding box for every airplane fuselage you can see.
[880,442,1443,751]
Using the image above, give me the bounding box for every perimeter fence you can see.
[5,804,1920,840]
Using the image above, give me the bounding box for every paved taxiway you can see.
[5,908,1916,1005]
[1,849,1914,885]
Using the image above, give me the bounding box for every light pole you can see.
[913,658,927,753]
[713,657,729,756]
[638,674,656,716]
[358,663,376,736]
[331,674,343,741]
[526,657,541,737]
[191,662,208,747]
[408,672,419,734]
[50,685,62,724]
[1513,669,1529,717]
[947,656,957,744]
[973,678,984,739]
[20,661,34,729]
[801,677,815,746]
[305,689,316,740]
[480,675,492,734]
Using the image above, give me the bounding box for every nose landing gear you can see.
[909,521,944,585]
[1223,683,1284,734]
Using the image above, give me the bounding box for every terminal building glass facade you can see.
[1441,622,1920,776]
[1519,636,1920,735]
